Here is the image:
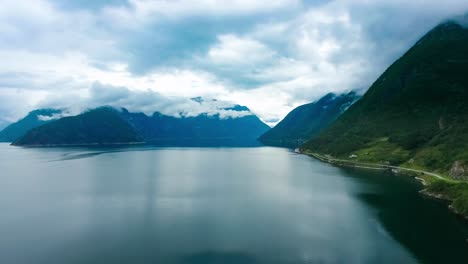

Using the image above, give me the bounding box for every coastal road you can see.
[305,152,449,182]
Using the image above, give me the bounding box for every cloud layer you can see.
[0,0,467,125]
[39,82,253,119]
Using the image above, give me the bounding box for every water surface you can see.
[0,143,467,263]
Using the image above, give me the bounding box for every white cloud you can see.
[37,112,69,121]
[0,0,467,127]
[207,34,276,66]
[104,0,300,24]
[0,0,120,60]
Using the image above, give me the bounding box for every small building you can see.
[349,154,358,159]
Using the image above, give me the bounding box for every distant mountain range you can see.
[259,92,360,147]
[119,108,269,146]
[6,103,269,147]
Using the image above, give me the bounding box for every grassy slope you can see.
[303,21,468,216]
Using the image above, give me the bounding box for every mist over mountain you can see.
[0,109,63,142]
[11,102,269,147]
[37,84,257,121]
[119,107,269,147]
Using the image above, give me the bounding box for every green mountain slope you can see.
[13,107,142,146]
[303,21,468,179]
[0,109,61,142]
[259,92,359,147]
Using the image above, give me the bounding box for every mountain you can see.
[0,119,9,131]
[13,107,142,146]
[259,92,360,147]
[13,104,270,147]
[119,106,270,146]
[303,20,468,179]
[0,109,62,142]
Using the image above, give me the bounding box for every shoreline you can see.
[11,141,147,148]
[302,150,468,220]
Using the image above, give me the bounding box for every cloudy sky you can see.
[0,0,467,128]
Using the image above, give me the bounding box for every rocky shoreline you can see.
[419,189,468,221]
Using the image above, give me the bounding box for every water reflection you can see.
[347,168,468,264]
[0,144,466,263]
[180,251,257,264]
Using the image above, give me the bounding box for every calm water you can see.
[0,143,467,264]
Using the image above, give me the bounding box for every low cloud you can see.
[37,82,253,119]
[453,13,468,27]
[37,112,69,121]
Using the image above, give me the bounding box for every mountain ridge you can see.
[12,104,270,147]
[0,109,63,142]
[13,107,142,146]
[259,91,360,147]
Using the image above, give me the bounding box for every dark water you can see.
[0,143,467,264]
